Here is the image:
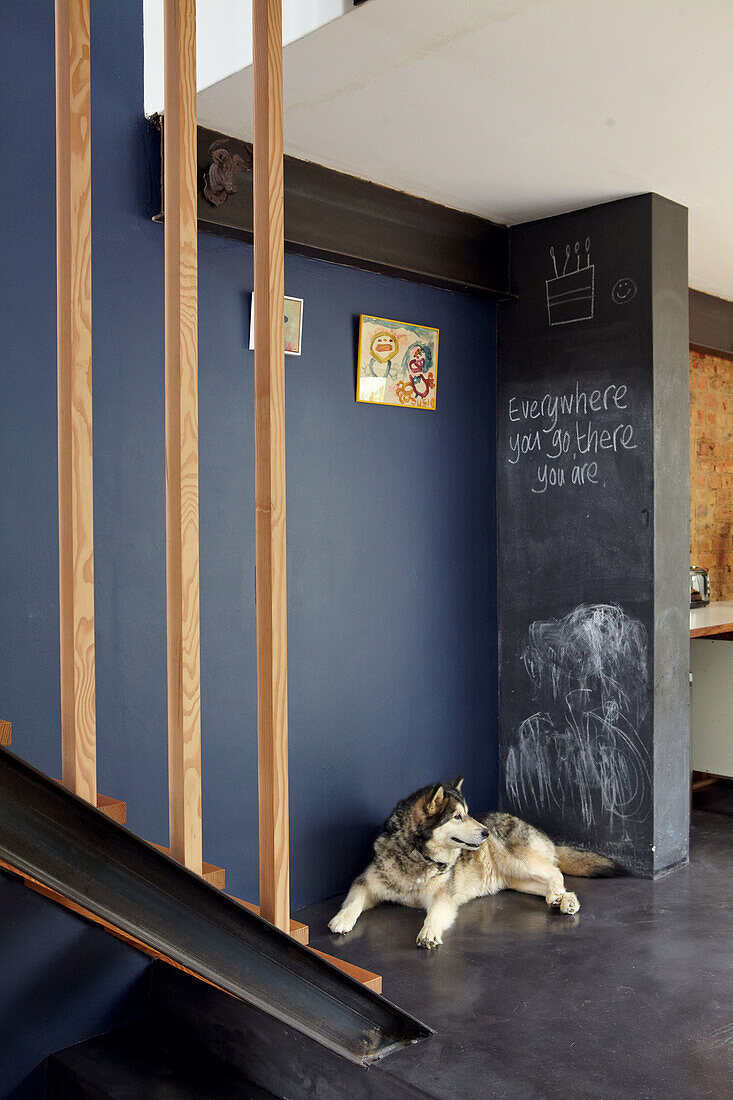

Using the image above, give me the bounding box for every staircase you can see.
[46,1020,276,1099]
[45,962,429,1098]
[0,746,431,1098]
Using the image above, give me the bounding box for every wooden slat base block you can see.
[310,949,382,994]
[97,794,127,823]
[692,772,719,793]
[0,720,11,746]
[229,898,309,945]
[151,844,225,889]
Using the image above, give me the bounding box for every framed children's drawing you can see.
[356,315,439,410]
[249,294,304,356]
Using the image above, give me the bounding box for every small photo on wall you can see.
[356,315,439,410]
[249,294,304,356]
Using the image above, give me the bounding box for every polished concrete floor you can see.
[297,789,733,1099]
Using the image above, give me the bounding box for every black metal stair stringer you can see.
[0,746,431,1067]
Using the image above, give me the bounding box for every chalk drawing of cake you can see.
[546,238,594,325]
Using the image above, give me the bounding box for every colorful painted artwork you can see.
[283,296,303,355]
[249,294,304,356]
[356,315,439,410]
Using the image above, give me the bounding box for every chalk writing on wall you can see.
[505,603,651,830]
[505,381,637,494]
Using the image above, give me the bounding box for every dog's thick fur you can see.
[329,779,618,948]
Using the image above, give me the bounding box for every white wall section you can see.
[143,0,351,116]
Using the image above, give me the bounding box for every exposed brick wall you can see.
[690,348,733,600]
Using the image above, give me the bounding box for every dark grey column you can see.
[651,196,690,873]
[496,194,689,876]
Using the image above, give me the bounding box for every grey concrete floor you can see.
[296,789,733,1099]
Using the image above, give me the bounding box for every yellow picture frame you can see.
[356,314,439,411]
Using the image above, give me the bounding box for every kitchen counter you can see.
[690,599,733,637]
[690,602,733,778]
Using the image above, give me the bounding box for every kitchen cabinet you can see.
[690,601,733,779]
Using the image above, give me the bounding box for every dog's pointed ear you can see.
[425,785,444,815]
[451,776,464,793]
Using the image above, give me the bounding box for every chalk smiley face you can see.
[612,277,637,305]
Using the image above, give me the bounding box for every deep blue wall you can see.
[202,244,497,906]
[0,872,150,1099]
[0,1,497,1092]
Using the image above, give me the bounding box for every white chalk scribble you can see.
[506,604,651,828]
[708,1022,733,1051]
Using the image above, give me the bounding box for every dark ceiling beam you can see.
[152,121,510,299]
[689,289,733,357]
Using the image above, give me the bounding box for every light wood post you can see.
[56,0,97,805]
[164,0,203,874]
[253,0,290,932]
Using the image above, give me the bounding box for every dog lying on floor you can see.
[328,778,619,948]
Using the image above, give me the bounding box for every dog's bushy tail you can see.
[555,846,621,877]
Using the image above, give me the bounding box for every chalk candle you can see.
[546,237,594,325]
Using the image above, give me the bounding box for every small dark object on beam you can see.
[203,138,251,207]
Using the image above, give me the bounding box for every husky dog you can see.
[329,779,618,948]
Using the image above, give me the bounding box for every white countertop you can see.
[690,600,733,635]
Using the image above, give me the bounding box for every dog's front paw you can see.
[416,925,443,949]
[328,909,357,935]
[559,891,580,915]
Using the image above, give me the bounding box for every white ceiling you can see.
[196,0,733,301]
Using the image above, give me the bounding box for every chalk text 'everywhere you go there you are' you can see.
[506,381,638,494]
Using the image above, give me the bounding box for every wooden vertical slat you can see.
[56,0,96,805]
[253,0,290,932]
[164,0,202,874]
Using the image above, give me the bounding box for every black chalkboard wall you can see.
[497,194,689,876]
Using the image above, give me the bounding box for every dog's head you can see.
[417,777,490,855]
